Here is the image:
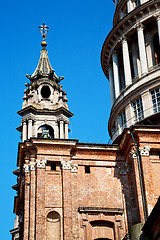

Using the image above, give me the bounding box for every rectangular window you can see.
[132,98,144,122]
[85,166,90,174]
[51,163,56,171]
[151,88,160,113]
[119,111,126,130]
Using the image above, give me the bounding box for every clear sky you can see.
[0,0,115,238]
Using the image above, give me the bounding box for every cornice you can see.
[17,105,74,118]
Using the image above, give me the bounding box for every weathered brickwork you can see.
[12,126,160,239]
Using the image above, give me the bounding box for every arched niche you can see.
[46,211,61,240]
[37,124,54,138]
[90,220,114,240]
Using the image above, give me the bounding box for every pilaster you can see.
[61,159,78,239]
[35,158,47,239]
[23,153,30,239]
[29,152,36,240]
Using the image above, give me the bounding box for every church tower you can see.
[11,5,160,238]
[18,23,73,142]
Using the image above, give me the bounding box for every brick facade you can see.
[12,126,160,239]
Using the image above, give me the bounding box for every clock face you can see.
[41,85,51,98]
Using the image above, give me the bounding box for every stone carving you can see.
[71,163,78,173]
[30,162,36,171]
[23,164,29,173]
[139,145,151,156]
[36,159,47,168]
[61,159,72,170]
[130,149,137,159]
[61,159,78,173]
[135,22,144,31]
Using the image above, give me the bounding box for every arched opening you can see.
[153,33,160,66]
[41,85,51,98]
[46,211,61,240]
[37,124,54,138]
[90,220,114,240]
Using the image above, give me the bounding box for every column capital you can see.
[23,164,30,173]
[61,159,78,173]
[154,13,160,21]
[120,35,127,43]
[139,145,151,156]
[36,159,47,168]
[135,22,144,31]
[29,162,36,171]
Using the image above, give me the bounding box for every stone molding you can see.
[139,145,151,156]
[154,13,160,21]
[135,22,144,31]
[29,162,36,171]
[130,150,137,159]
[23,158,47,172]
[61,159,78,173]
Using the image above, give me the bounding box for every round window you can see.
[41,86,51,98]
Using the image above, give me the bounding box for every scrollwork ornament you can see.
[139,145,151,156]
[36,158,47,168]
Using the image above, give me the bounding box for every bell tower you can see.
[18,23,73,142]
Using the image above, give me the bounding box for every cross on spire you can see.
[38,23,49,41]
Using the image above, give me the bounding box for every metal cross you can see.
[38,22,49,40]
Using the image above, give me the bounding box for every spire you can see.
[31,23,56,78]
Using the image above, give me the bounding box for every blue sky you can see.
[0,0,115,238]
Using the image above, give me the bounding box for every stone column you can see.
[55,122,59,138]
[127,0,133,13]
[22,121,27,142]
[140,0,146,4]
[156,14,160,45]
[137,23,148,75]
[108,64,115,106]
[35,159,47,239]
[121,36,132,86]
[64,122,69,139]
[112,51,120,99]
[28,119,32,139]
[60,120,64,139]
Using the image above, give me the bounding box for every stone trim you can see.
[78,207,124,214]
[23,164,30,173]
[23,158,47,172]
[36,159,47,168]
[61,159,78,173]
[139,145,151,156]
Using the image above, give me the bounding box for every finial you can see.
[38,22,49,48]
